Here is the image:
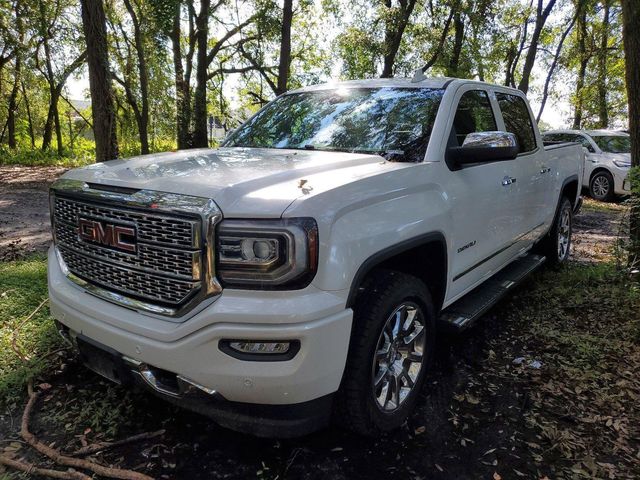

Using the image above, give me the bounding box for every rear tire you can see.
[537,196,573,266]
[589,171,615,202]
[336,270,435,436]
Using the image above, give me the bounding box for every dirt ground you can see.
[0,166,636,480]
[0,166,66,261]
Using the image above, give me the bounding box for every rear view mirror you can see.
[448,131,519,166]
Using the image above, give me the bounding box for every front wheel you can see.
[589,171,615,202]
[336,270,435,436]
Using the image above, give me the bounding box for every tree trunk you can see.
[6,0,22,149]
[21,81,35,148]
[621,0,640,263]
[518,0,558,93]
[275,0,293,95]
[505,0,533,87]
[7,54,20,149]
[597,0,610,129]
[39,0,61,153]
[191,0,210,148]
[537,13,577,122]
[80,0,118,162]
[380,0,418,78]
[446,12,464,77]
[170,3,191,149]
[573,6,588,129]
[123,0,150,154]
[53,91,63,155]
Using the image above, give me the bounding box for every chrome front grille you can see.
[59,246,198,304]
[55,221,199,279]
[50,181,221,317]
[54,196,197,248]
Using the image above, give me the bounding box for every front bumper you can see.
[48,246,352,435]
[612,168,632,195]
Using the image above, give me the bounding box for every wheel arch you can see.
[346,232,448,313]
[589,166,613,184]
[560,174,580,208]
[542,175,579,239]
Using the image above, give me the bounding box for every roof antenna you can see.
[411,67,427,83]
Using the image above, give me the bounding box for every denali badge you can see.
[78,218,136,253]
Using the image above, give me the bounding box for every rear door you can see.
[494,91,551,244]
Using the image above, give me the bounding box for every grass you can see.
[581,196,629,214]
[0,142,95,168]
[493,262,640,476]
[0,138,182,168]
[0,255,64,407]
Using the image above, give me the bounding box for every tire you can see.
[589,170,615,202]
[336,270,435,436]
[537,196,573,266]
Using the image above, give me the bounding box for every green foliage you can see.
[0,0,632,154]
[628,166,640,195]
[0,255,64,407]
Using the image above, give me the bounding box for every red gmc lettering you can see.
[78,218,136,253]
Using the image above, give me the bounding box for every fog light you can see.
[230,341,291,354]
[220,339,301,361]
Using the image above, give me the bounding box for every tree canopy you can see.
[0,0,631,161]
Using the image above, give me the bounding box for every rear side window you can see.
[451,90,497,146]
[542,133,560,142]
[496,93,537,153]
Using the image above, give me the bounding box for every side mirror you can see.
[448,131,520,166]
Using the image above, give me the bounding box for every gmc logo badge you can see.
[78,218,137,253]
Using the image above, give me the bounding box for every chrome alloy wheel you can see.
[371,302,426,412]
[592,175,610,198]
[557,207,571,260]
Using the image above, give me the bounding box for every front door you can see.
[445,87,523,302]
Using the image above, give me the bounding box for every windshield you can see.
[223,87,444,162]
[591,135,631,153]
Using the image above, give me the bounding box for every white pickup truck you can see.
[48,77,583,437]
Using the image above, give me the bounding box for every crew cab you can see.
[542,129,631,201]
[48,77,583,437]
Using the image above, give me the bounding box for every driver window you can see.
[452,90,497,146]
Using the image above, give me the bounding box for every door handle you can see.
[502,176,516,186]
[540,167,551,174]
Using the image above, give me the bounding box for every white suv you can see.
[543,130,631,201]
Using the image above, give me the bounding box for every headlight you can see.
[216,218,318,289]
[613,160,631,168]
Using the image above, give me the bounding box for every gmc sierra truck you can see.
[48,77,583,438]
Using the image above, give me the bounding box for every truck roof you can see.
[287,77,525,95]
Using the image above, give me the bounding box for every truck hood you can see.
[62,147,392,217]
